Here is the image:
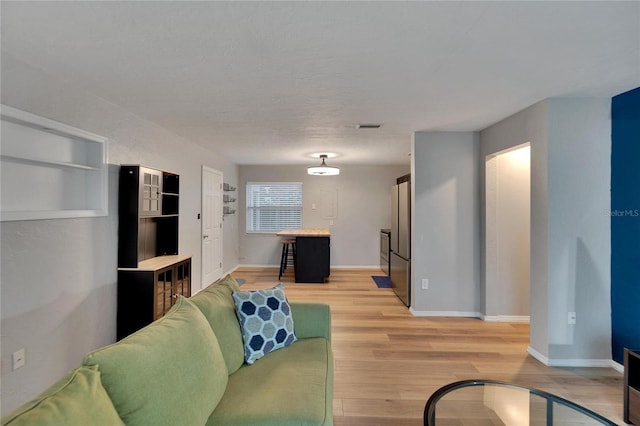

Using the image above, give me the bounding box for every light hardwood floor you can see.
[230,267,624,425]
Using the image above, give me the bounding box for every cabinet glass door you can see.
[155,267,173,319]
[141,169,162,216]
[174,260,191,298]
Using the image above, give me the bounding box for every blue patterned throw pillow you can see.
[232,283,297,364]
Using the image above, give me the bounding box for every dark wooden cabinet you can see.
[117,255,191,340]
[118,165,180,268]
[295,236,330,283]
[625,348,640,425]
[117,165,189,339]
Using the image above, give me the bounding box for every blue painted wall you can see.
[611,87,640,363]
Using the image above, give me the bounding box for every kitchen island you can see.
[276,228,330,283]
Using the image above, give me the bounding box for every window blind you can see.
[246,182,303,232]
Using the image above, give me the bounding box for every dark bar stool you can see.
[278,239,296,279]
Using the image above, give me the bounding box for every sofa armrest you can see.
[290,303,331,341]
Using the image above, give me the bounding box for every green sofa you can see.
[2,275,334,426]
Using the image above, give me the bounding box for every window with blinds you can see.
[246,182,303,232]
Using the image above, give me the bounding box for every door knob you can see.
[203,235,209,239]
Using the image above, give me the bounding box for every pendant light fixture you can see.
[307,154,340,176]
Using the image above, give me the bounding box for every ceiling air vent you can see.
[356,123,383,129]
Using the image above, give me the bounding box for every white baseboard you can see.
[527,346,618,369]
[409,307,530,323]
[483,315,530,323]
[409,311,530,322]
[238,263,276,268]
[527,346,549,364]
[222,265,239,276]
[409,308,482,318]
[611,360,624,373]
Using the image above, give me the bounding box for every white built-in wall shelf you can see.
[222,182,236,216]
[1,105,108,221]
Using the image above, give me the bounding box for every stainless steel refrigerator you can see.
[390,177,410,306]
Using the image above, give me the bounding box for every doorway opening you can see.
[485,143,531,322]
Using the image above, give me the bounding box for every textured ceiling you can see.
[1,1,639,165]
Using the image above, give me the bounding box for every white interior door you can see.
[202,166,223,288]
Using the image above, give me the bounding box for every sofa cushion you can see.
[232,283,297,364]
[290,302,332,341]
[83,297,228,426]
[206,337,333,426]
[190,274,245,374]
[1,365,123,426]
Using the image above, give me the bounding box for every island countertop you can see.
[276,228,331,237]
[276,229,330,283]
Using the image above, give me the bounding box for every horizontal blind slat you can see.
[246,183,303,232]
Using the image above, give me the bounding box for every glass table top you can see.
[424,380,617,426]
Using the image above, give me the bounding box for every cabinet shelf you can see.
[118,165,180,268]
[1,154,101,171]
[1,105,108,221]
[1,209,106,222]
[119,254,192,272]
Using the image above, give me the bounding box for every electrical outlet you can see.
[568,312,576,325]
[421,278,429,290]
[12,348,26,370]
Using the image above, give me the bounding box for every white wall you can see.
[238,164,409,267]
[545,98,611,362]
[480,98,611,364]
[411,132,481,315]
[480,101,549,355]
[1,53,239,412]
